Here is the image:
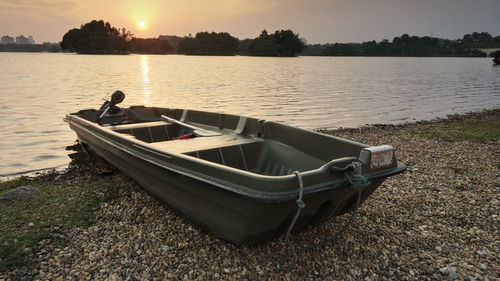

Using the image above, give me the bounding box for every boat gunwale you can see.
[64,114,406,202]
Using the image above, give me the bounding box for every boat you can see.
[494,51,500,65]
[64,91,406,244]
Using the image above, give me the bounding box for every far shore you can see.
[1,49,497,58]
[1,108,498,280]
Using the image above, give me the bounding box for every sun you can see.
[138,21,146,29]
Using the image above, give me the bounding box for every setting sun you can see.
[138,21,146,29]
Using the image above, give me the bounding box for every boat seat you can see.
[109,121,190,143]
[107,121,167,130]
[149,134,260,154]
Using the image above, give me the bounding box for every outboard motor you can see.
[95,90,126,123]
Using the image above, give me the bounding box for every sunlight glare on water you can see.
[0,53,498,177]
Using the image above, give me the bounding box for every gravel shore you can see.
[2,110,499,281]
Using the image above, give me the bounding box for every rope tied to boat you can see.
[344,161,369,190]
[280,162,370,272]
[285,171,305,242]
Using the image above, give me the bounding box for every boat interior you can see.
[73,106,363,176]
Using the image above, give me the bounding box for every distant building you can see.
[1,35,14,44]
[15,35,35,44]
[16,35,28,44]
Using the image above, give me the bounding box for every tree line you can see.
[302,32,500,57]
[0,43,61,53]
[60,20,305,56]
[60,20,499,57]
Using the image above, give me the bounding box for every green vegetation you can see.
[60,20,133,54]
[243,29,306,57]
[59,21,305,56]
[57,20,498,57]
[413,110,500,142]
[0,171,131,274]
[176,29,305,56]
[302,32,500,57]
[178,32,239,55]
[130,38,172,54]
[0,43,61,53]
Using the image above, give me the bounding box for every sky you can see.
[1,0,499,44]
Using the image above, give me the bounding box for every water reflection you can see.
[140,55,151,105]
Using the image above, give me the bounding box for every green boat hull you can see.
[65,106,405,244]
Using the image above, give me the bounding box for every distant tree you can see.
[60,28,81,52]
[178,32,239,55]
[247,30,278,56]
[247,29,305,57]
[158,35,183,53]
[238,38,254,55]
[273,29,306,56]
[299,44,327,56]
[0,43,62,53]
[130,38,172,54]
[60,20,133,54]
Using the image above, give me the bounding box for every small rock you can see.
[448,270,458,280]
[439,266,455,274]
[426,268,434,275]
[476,249,487,256]
[213,273,219,278]
[349,269,358,276]
[435,246,443,252]
[0,185,40,202]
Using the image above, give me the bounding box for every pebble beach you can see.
[1,109,499,281]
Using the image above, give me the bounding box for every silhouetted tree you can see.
[273,29,306,56]
[238,38,254,55]
[60,20,133,54]
[130,38,172,54]
[247,30,278,56]
[178,32,239,55]
[247,29,305,57]
[60,28,81,52]
[158,35,183,53]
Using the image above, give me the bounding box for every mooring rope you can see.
[280,162,369,272]
[285,171,306,242]
[344,161,369,189]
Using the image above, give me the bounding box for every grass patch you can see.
[413,114,500,143]
[0,172,130,275]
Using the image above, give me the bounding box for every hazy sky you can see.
[1,0,499,44]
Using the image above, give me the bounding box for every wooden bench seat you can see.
[148,134,259,154]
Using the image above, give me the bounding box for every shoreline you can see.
[1,50,497,58]
[1,109,498,280]
[2,107,498,183]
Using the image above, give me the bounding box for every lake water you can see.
[0,53,499,178]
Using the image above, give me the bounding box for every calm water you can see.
[0,53,499,177]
